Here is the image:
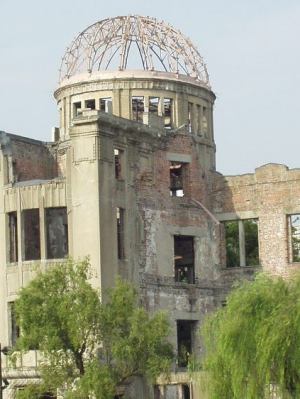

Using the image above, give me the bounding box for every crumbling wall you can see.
[211,164,300,275]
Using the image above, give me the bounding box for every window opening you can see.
[100,97,112,113]
[149,97,159,114]
[202,106,208,134]
[114,149,124,179]
[84,99,96,110]
[46,207,68,259]
[290,214,300,262]
[73,101,81,117]
[174,236,195,284]
[23,209,40,261]
[164,98,172,128]
[182,384,191,399]
[244,219,259,266]
[8,211,18,263]
[8,302,20,347]
[132,96,144,122]
[177,320,195,367]
[224,219,259,267]
[170,162,186,197]
[117,208,125,259]
[188,102,193,133]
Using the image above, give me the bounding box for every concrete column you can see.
[199,105,203,136]
[112,89,121,117]
[239,220,246,266]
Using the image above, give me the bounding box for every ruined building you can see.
[1,15,300,399]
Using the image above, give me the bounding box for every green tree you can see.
[202,273,300,399]
[14,259,173,399]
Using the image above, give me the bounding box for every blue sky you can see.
[0,0,299,175]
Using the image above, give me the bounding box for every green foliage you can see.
[202,273,300,399]
[14,258,173,399]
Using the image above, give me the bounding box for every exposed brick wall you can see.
[10,137,57,182]
[212,164,300,275]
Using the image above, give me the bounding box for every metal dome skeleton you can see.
[59,15,210,87]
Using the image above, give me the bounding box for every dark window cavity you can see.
[164,98,172,128]
[23,209,41,261]
[188,102,193,133]
[132,96,144,122]
[84,99,96,110]
[100,97,112,113]
[224,219,259,267]
[8,211,18,263]
[8,302,20,347]
[46,207,68,259]
[117,207,125,259]
[174,236,195,284]
[290,214,300,262]
[182,384,191,399]
[114,149,124,179]
[73,101,82,117]
[149,97,159,114]
[177,320,196,367]
[170,162,186,197]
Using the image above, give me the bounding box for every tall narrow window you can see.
[84,99,96,110]
[46,207,68,259]
[188,102,193,133]
[182,385,191,399]
[244,219,259,266]
[117,207,125,259]
[73,102,81,117]
[132,96,144,122]
[149,97,159,114]
[114,149,124,179]
[224,219,259,267]
[8,302,20,347]
[164,98,172,128]
[224,221,239,268]
[289,214,300,262]
[170,162,186,197]
[177,320,196,367]
[100,97,112,113]
[8,211,18,263]
[202,106,208,134]
[23,209,40,261]
[174,236,195,284]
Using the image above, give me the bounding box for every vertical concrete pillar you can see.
[112,89,121,116]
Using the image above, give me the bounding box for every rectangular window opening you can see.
[73,101,81,117]
[164,98,172,128]
[290,214,300,262]
[177,320,196,367]
[149,97,159,114]
[224,221,239,268]
[84,99,96,110]
[46,207,68,259]
[170,162,186,197]
[23,209,41,261]
[8,211,18,263]
[114,149,124,180]
[117,207,125,259]
[100,97,112,113]
[244,219,259,266]
[182,384,191,399]
[8,302,20,347]
[174,236,195,284]
[132,96,144,122]
[224,219,259,267]
[188,102,193,133]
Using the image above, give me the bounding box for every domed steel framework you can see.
[59,15,210,86]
